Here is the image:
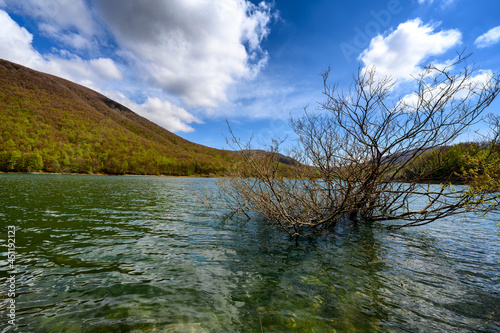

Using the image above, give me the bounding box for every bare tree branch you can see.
[209,55,500,238]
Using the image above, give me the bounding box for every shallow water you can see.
[0,174,498,332]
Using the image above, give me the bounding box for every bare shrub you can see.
[213,55,500,239]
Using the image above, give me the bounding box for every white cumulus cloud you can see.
[93,0,273,108]
[139,97,204,133]
[0,10,43,68]
[359,19,462,82]
[105,92,203,133]
[90,58,123,80]
[475,26,500,48]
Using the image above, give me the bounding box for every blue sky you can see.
[0,0,499,149]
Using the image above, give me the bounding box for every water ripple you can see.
[0,174,498,332]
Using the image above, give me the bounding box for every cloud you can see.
[221,74,319,122]
[0,10,120,94]
[93,0,274,108]
[139,97,204,133]
[38,23,94,50]
[417,0,457,7]
[105,92,203,133]
[1,0,95,37]
[90,58,123,80]
[399,69,495,109]
[0,10,42,68]
[475,26,500,48]
[0,0,96,50]
[0,10,122,85]
[359,19,461,82]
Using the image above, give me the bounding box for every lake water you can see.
[0,173,499,332]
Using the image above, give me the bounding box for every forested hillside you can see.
[0,59,236,175]
[401,141,500,187]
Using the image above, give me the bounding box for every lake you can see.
[0,173,499,332]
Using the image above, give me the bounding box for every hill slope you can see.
[0,59,235,175]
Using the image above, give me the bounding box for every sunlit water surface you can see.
[0,174,498,332]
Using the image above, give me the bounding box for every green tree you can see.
[8,150,22,171]
[4,139,16,149]
[0,151,10,171]
[24,152,43,172]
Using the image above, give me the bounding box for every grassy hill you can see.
[0,59,236,176]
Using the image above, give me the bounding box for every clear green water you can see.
[0,174,499,332]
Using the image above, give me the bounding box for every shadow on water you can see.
[0,174,498,332]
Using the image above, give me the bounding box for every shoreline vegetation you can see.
[0,170,213,177]
[1,139,499,185]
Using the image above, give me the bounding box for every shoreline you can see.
[0,170,470,184]
[0,171,222,178]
